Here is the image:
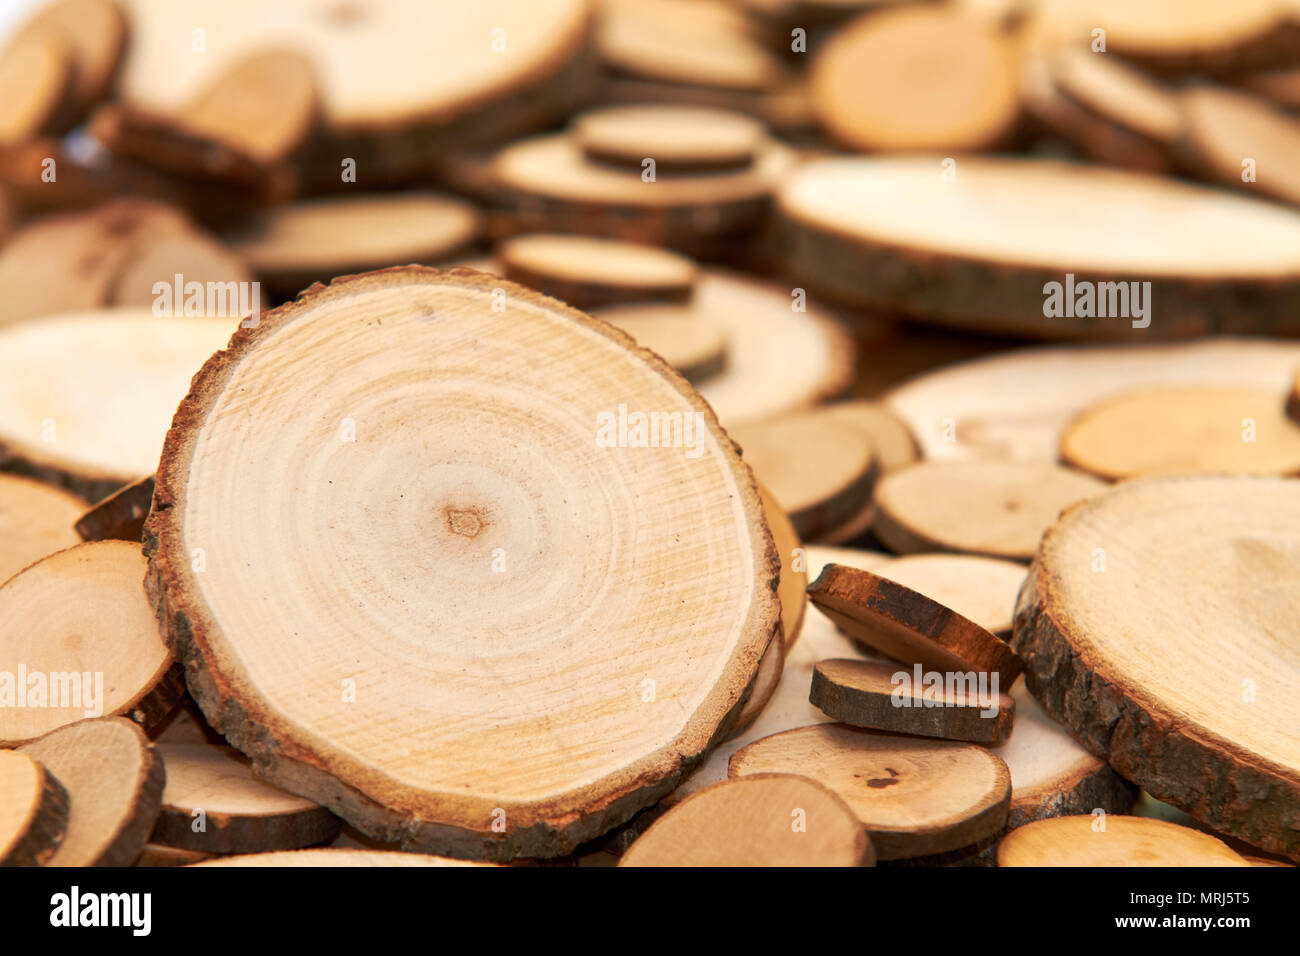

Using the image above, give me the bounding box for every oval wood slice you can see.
[871,553,1026,638]
[1061,384,1300,480]
[807,563,1024,684]
[1013,475,1300,860]
[144,267,780,860]
[1044,46,1183,148]
[225,194,480,300]
[110,232,256,315]
[191,848,495,867]
[873,460,1107,561]
[619,773,872,867]
[0,309,235,500]
[0,25,72,146]
[574,105,764,171]
[810,5,1021,152]
[810,658,1015,744]
[997,815,1251,867]
[0,541,181,746]
[498,233,697,310]
[0,473,83,582]
[12,0,126,116]
[152,742,340,853]
[1181,85,1300,207]
[0,748,70,866]
[814,400,919,474]
[595,307,728,383]
[778,156,1300,338]
[729,724,1010,860]
[19,717,165,866]
[75,476,156,543]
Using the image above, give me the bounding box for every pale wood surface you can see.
[499,234,696,309]
[0,473,83,583]
[574,105,764,170]
[997,814,1251,867]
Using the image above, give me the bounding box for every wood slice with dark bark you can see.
[813,400,919,474]
[997,815,1251,867]
[75,476,156,542]
[0,748,69,866]
[0,473,83,582]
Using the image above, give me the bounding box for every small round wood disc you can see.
[813,400,919,473]
[0,25,71,146]
[1182,85,1300,207]
[1013,476,1300,860]
[225,193,480,298]
[12,0,126,114]
[1061,384,1300,479]
[811,658,1015,744]
[153,742,340,854]
[0,541,179,746]
[0,473,83,583]
[807,563,1024,684]
[873,554,1026,638]
[997,815,1250,867]
[19,717,165,866]
[191,848,492,867]
[810,6,1021,152]
[597,307,728,383]
[499,234,697,310]
[873,460,1107,561]
[0,748,69,866]
[574,105,764,170]
[619,773,873,867]
[732,411,877,543]
[729,724,1010,860]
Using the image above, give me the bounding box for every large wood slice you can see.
[144,266,780,860]
[1013,476,1300,860]
[0,541,181,746]
[0,748,69,866]
[0,473,83,582]
[778,156,1300,338]
[997,815,1250,867]
[19,717,165,866]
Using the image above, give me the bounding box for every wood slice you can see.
[0,473,83,583]
[19,717,165,866]
[152,742,340,853]
[75,476,156,542]
[873,460,1107,561]
[574,105,764,171]
[619,773,872,866]
[191,848,494,867]
[1045,47,1183,148]
[0,748,69,866]
[1240,65,1300,110]
[144,267,781,860]
[0,309,235,500]
[0,25,72,146]
[498,234,697,310]
[12,0,127,118]
[0,541,181,746]
[134,843,211,867]
[110,233,257,315]
[731,412,878,543]
[1290,370,1300,422]
[1061,385,1300,480]
[595,307,728,383]
[807,563,1024,684]
[813,400,919,473]
[778,156,1300,338]
[729,724,1010,859]
[870,554,1026,638]
[811,658,1015,744]
[1012,476,1300,860]
[997,815,1250,867]
[1180,85,1300,207]
[225,194,480,300]
[810,6,1021,152]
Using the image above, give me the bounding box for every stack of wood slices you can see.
[0,0,1296,869]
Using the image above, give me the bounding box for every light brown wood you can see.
[813,400,919,473]
[144,267,780,860]
[730,724,1010,860]
[1181,83,1300,204]
[811,6,1021,152]
[1240,65,1300,110]
[1012,475,1300,860]
[1045,47,1183,147]
[75,476,156,543]
[12,0,127,117]
[19,717,165,866]
[0,25,72,146]
[191,848,494,867]
[619,773,872,867]
[0,473,83,582]
[109,232,256,315]
[0,748,69,866]
[873,460,1107,561]
[872,554,1026,638]
[596,308,728,383]
[152,742,340,853]
[133,843,212,866]
[0,541,180,746]
[574,105,764,171]
[997,815,1251,867]
[807,563,1024,684]
[1290,370,1300,423]
[499,234,697,310]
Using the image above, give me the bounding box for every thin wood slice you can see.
[12,0,127,117]
[729,724,1010,860]
[75,476,156,542]
[732,411,878,542]
[134,843,211,866]
[596,307,728,383]
[0,309,235,500]
[0,748,70,866]
[0,473,83,582]
[224,194,480,300]
[807,563,1024,684]
[873,460,1107,561]
[498,234,697,310]
[0,541,181,746]
[1181,85,1300,207]
[144,267,780,860]
[778,157,1300,338]
[619,773,872,866]
[813,400,919,473]
[811,658,1015,744]
[871,554,1026,638]
[1061,384,1300,480]
[152,742,340,853]
[0,25,72,146]
[997,815,1251,867]
[574,104,764,171]
[1044,47,1183,148]
[19,717,165,866]
[810,5,1021,152]
[191,848,494,867]
[1013,476,1300,860]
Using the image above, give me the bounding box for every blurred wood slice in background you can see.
[597,307,728,383]
[499,233,696,310]
[574,104,764,171]
[812,400,919,474]
[10,0,127,122]
[997,815,1250,867]
[869,553,1027,638]
[0,23,73,146]
[1180,84,1300,207]
[0,473,83,582]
